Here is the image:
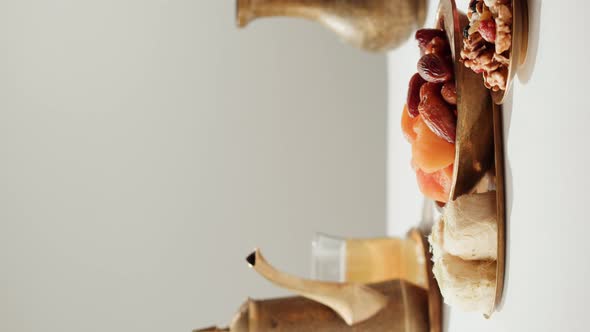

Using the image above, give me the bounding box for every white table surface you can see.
[387,1,590,331]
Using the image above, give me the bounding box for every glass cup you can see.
[312,233,427,288]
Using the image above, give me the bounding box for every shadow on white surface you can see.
[480,0,544,313]
[518,0,542,83]
[494,87,514,313]
[443,304,451,332]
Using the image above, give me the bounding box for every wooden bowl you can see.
[436,0,495,201]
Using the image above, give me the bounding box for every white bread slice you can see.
[442,191,498,260]
[432,252,496,313]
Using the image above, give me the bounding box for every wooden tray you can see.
[437,0,507,317]
[488,102,506,317]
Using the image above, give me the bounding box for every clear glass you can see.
[311,233,346,282]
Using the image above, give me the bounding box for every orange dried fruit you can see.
[411,116,455,173]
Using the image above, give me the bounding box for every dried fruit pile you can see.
[402,28,457,203]
[461,0,512,91]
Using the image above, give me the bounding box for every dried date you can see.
[424,36,450,55]
[406,73,426,117]
[418,82,456,143]
[417,53,454,83]
[441,81,457,105]
[415,29,446,51]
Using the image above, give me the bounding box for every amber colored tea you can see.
[345,237,427,288]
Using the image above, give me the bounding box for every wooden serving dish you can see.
[436,0,506,317]
[436,0,495,201]
[489,102,507,317]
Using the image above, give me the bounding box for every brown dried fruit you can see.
[415,29,447,51]
[418,82,456,143]
[441,81,457,105]
[417,53,454,83]
[407,73,426,117]
[424,36,450,56]
[420,81,441,100]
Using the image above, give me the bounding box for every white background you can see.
[0,1,388,331]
